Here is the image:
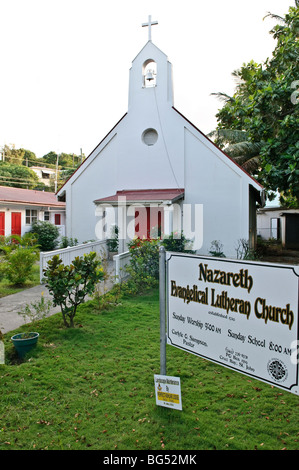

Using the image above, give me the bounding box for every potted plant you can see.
[11,332,39,359]
[107,225,119,260]
[11,293,51,359]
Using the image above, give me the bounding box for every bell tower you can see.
[128,16,174,109]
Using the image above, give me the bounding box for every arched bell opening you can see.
[142,59,157,88]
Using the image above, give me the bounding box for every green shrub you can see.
[43,252,104,328]
[124,233,194,294]
[235,238,257,260]
[106,225,119,252]
[18,293,52,324]
[59,236,78,248]
[209,240,226,258]
[4,248,39,285]
[121,266,158,296]
[31,221,60,251]
[0,233,39,252]
[0,233,40,286]
[162,231,194,253]
[122,238,160,294]
[127,238,160,279]
[0,257,6,282]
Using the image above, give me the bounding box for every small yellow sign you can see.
[157,391,180,404]
[154,374,182,410]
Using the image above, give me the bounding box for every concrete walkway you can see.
[0,261,115,334]
[0,285,60,334]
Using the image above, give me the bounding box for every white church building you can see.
[57,17,264,258]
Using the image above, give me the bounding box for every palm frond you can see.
[233,155,261,173]
[263,12,286,24]
[210,92,234,103]
[208,129,249,145]
[208,128,263,174]
[225,141,262,158]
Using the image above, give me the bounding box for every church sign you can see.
[166,253,299,395]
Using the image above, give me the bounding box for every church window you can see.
[143,59,157,87]
[142,128,158,146]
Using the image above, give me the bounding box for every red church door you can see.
[11,212,21,236]
[135,207,164,239]
[0,212,5,236]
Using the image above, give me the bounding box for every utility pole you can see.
[55,153,59,192]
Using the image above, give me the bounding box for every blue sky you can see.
[0,0,294,159]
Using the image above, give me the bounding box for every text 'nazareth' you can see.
[198,263,253,293]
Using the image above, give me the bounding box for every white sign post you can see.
[166,252,299,395]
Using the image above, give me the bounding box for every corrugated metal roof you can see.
[94,188,184,204]
[0,185,65,207]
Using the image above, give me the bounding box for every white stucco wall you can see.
[257,209,282,240]
[0,204,65,237]
[183,127,249,257]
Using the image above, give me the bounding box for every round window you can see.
[142,128,158,146]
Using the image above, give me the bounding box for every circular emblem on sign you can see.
[267,359,288,382]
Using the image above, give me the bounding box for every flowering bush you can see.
[121,238,160,294]
[127,237,160,279]
[123,232,194,295]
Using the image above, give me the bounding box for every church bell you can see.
[145,69,155,81]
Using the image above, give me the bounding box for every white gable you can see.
[58,39,263,257]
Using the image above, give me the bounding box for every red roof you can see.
[94,188,184,204]
[0,186,65,207]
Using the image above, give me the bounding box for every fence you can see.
[113,251,131,283]
[40,240,108,283]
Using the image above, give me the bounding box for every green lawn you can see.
[1,288,298,450]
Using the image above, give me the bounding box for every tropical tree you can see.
[41,151,82,170]
[208,128,262,175]
[1,145,25,166]
[212,3,299,206]
[0,162,40,189]
[22,149,39,167]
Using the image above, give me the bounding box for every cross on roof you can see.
[142,15,158,41]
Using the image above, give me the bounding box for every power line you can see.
[0,174,37,183]
[0,174,67,186]
[0,180,44,187]
[5,157,78,171]
[1,150,82,171]
[23,156,81,171]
